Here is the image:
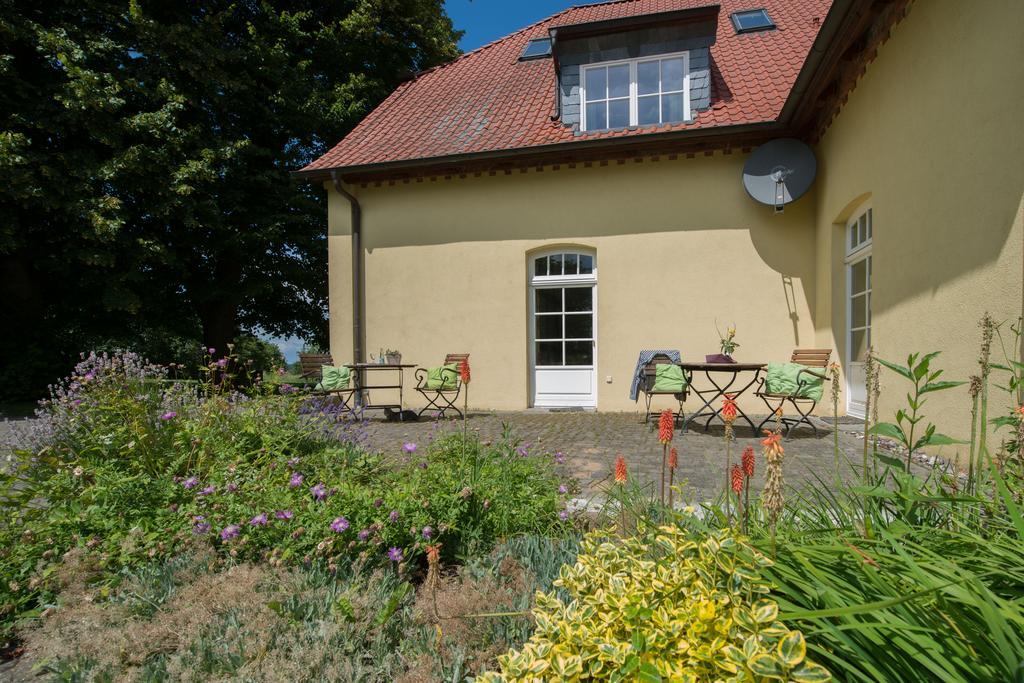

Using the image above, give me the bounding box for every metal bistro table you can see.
[345,363,416,416]
[679,362,766,434]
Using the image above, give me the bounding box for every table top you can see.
[678,362,766,371]
[345,363,417,369]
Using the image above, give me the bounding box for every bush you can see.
[479,525,831,682]
[0,351,568,646]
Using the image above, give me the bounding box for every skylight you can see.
[731,9,775,33]
[520,38,552,60]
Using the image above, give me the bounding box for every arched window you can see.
[532,251,596,280]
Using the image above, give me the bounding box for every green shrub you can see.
[480,524,831,682]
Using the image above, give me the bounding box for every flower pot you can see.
[705,353,735,364]
[385,353,402,365]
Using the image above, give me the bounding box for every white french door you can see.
[529,252,597,407]
[846,208,872,418]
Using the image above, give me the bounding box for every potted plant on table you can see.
[707,322,739,363]
[383,348,402,365]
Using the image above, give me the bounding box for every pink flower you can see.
[330,517,349,533]
[161,411,177,421]
[310,483,327,500]
[403,442,418,454]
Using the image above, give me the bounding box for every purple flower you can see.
[181,476,199,490]
[358,528,371,542]
[516,446,529,458]
[373,498,384,508]
[275,510,293,520]
[287,457,301,468]
[193,522,211,535]
[226,482,238,493]
[559,509,569,521]
[220,525,240,541]
[216,358,228,368]
[402,442,418,454]
[198,485,216,496]
[388,510,400,523]
[558,484,568,495]
[310,483,327,500]
[207,347,216,355]
[249,513,268,526]
[161,411,177,421]
[421,526,433,540]
[83,372,95,381]
[387,547,403,563]
[289,472,304,488]
[554,451,566,464]
[330,517,349,533]
[279,384,296,395]
[418,462,428,470]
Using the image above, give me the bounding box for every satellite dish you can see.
[742,138,817,214]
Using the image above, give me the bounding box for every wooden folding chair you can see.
[755,349,831,437]
[298,352,356,413]
[414,353,468,418]
[639,353,690,425]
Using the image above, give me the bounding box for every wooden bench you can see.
[755,349,831,437]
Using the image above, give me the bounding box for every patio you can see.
[360,410,879,502]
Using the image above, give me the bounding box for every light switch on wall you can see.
[605,375,613,383]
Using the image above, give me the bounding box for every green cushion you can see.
[765,362,824,401]
[316,365,350,391]
[425,363,459,390]
[651,363,687,393]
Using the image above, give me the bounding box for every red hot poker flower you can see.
[742,445,755,477]
[731,465,744,494]
[761,430,784,458]
[658,409,674,445]
[722,394,738,423]
[614,455,628,484]
[668,447,678,470]
[459,358,471,385]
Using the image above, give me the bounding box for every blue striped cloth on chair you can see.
[629,349,682,401]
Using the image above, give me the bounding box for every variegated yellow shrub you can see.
[477,526,830,682]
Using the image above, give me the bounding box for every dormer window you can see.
[581,52,691,132]
[731,9,775,33]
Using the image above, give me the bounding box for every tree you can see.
[0,0,461,398]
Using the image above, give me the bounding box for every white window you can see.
[845,207,872,417]
[581,52,691,132]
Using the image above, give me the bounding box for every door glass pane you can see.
[534,257,547,277]
[662,93,684,123]
[607,64,629,98]
[535,288,561,313]
[548,253,563,276]
[851,259,867,294]
[564,287,592,312]
[578,254,593,274]
[536,342,562,366]
[637,61,659,95]
[535,315,561,339]
[661,57,685,92]
[565,341,593,366]
[608,98,629,128]
[851,293,867,328]
[584,67,605,101]
[867,292,871,325]
[851,329,868,362]
[565,314,593,339]
[563,253,578,275]
[585,102,606,130]
[637,94,659,125]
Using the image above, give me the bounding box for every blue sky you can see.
[444,1,577,51]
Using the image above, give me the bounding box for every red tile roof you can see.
[303,0,833,175]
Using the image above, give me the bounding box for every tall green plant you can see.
[869,352,964,472]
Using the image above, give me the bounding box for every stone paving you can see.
[360,410,874,503]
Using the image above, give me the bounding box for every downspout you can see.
[330,171,365,365]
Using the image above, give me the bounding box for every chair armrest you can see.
[414,367,428,389]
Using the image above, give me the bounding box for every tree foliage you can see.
[0,0,461,398]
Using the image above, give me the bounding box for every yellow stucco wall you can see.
[329,154,819,414]
[813,0,1024,453]
[325,0,1024,440]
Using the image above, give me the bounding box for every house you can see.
[298,0,1023,438]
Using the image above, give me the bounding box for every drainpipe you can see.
[330,170,365,365]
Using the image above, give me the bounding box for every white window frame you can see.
[844,205,873,417]
[531,251,597,284]
[580,51,691,132]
